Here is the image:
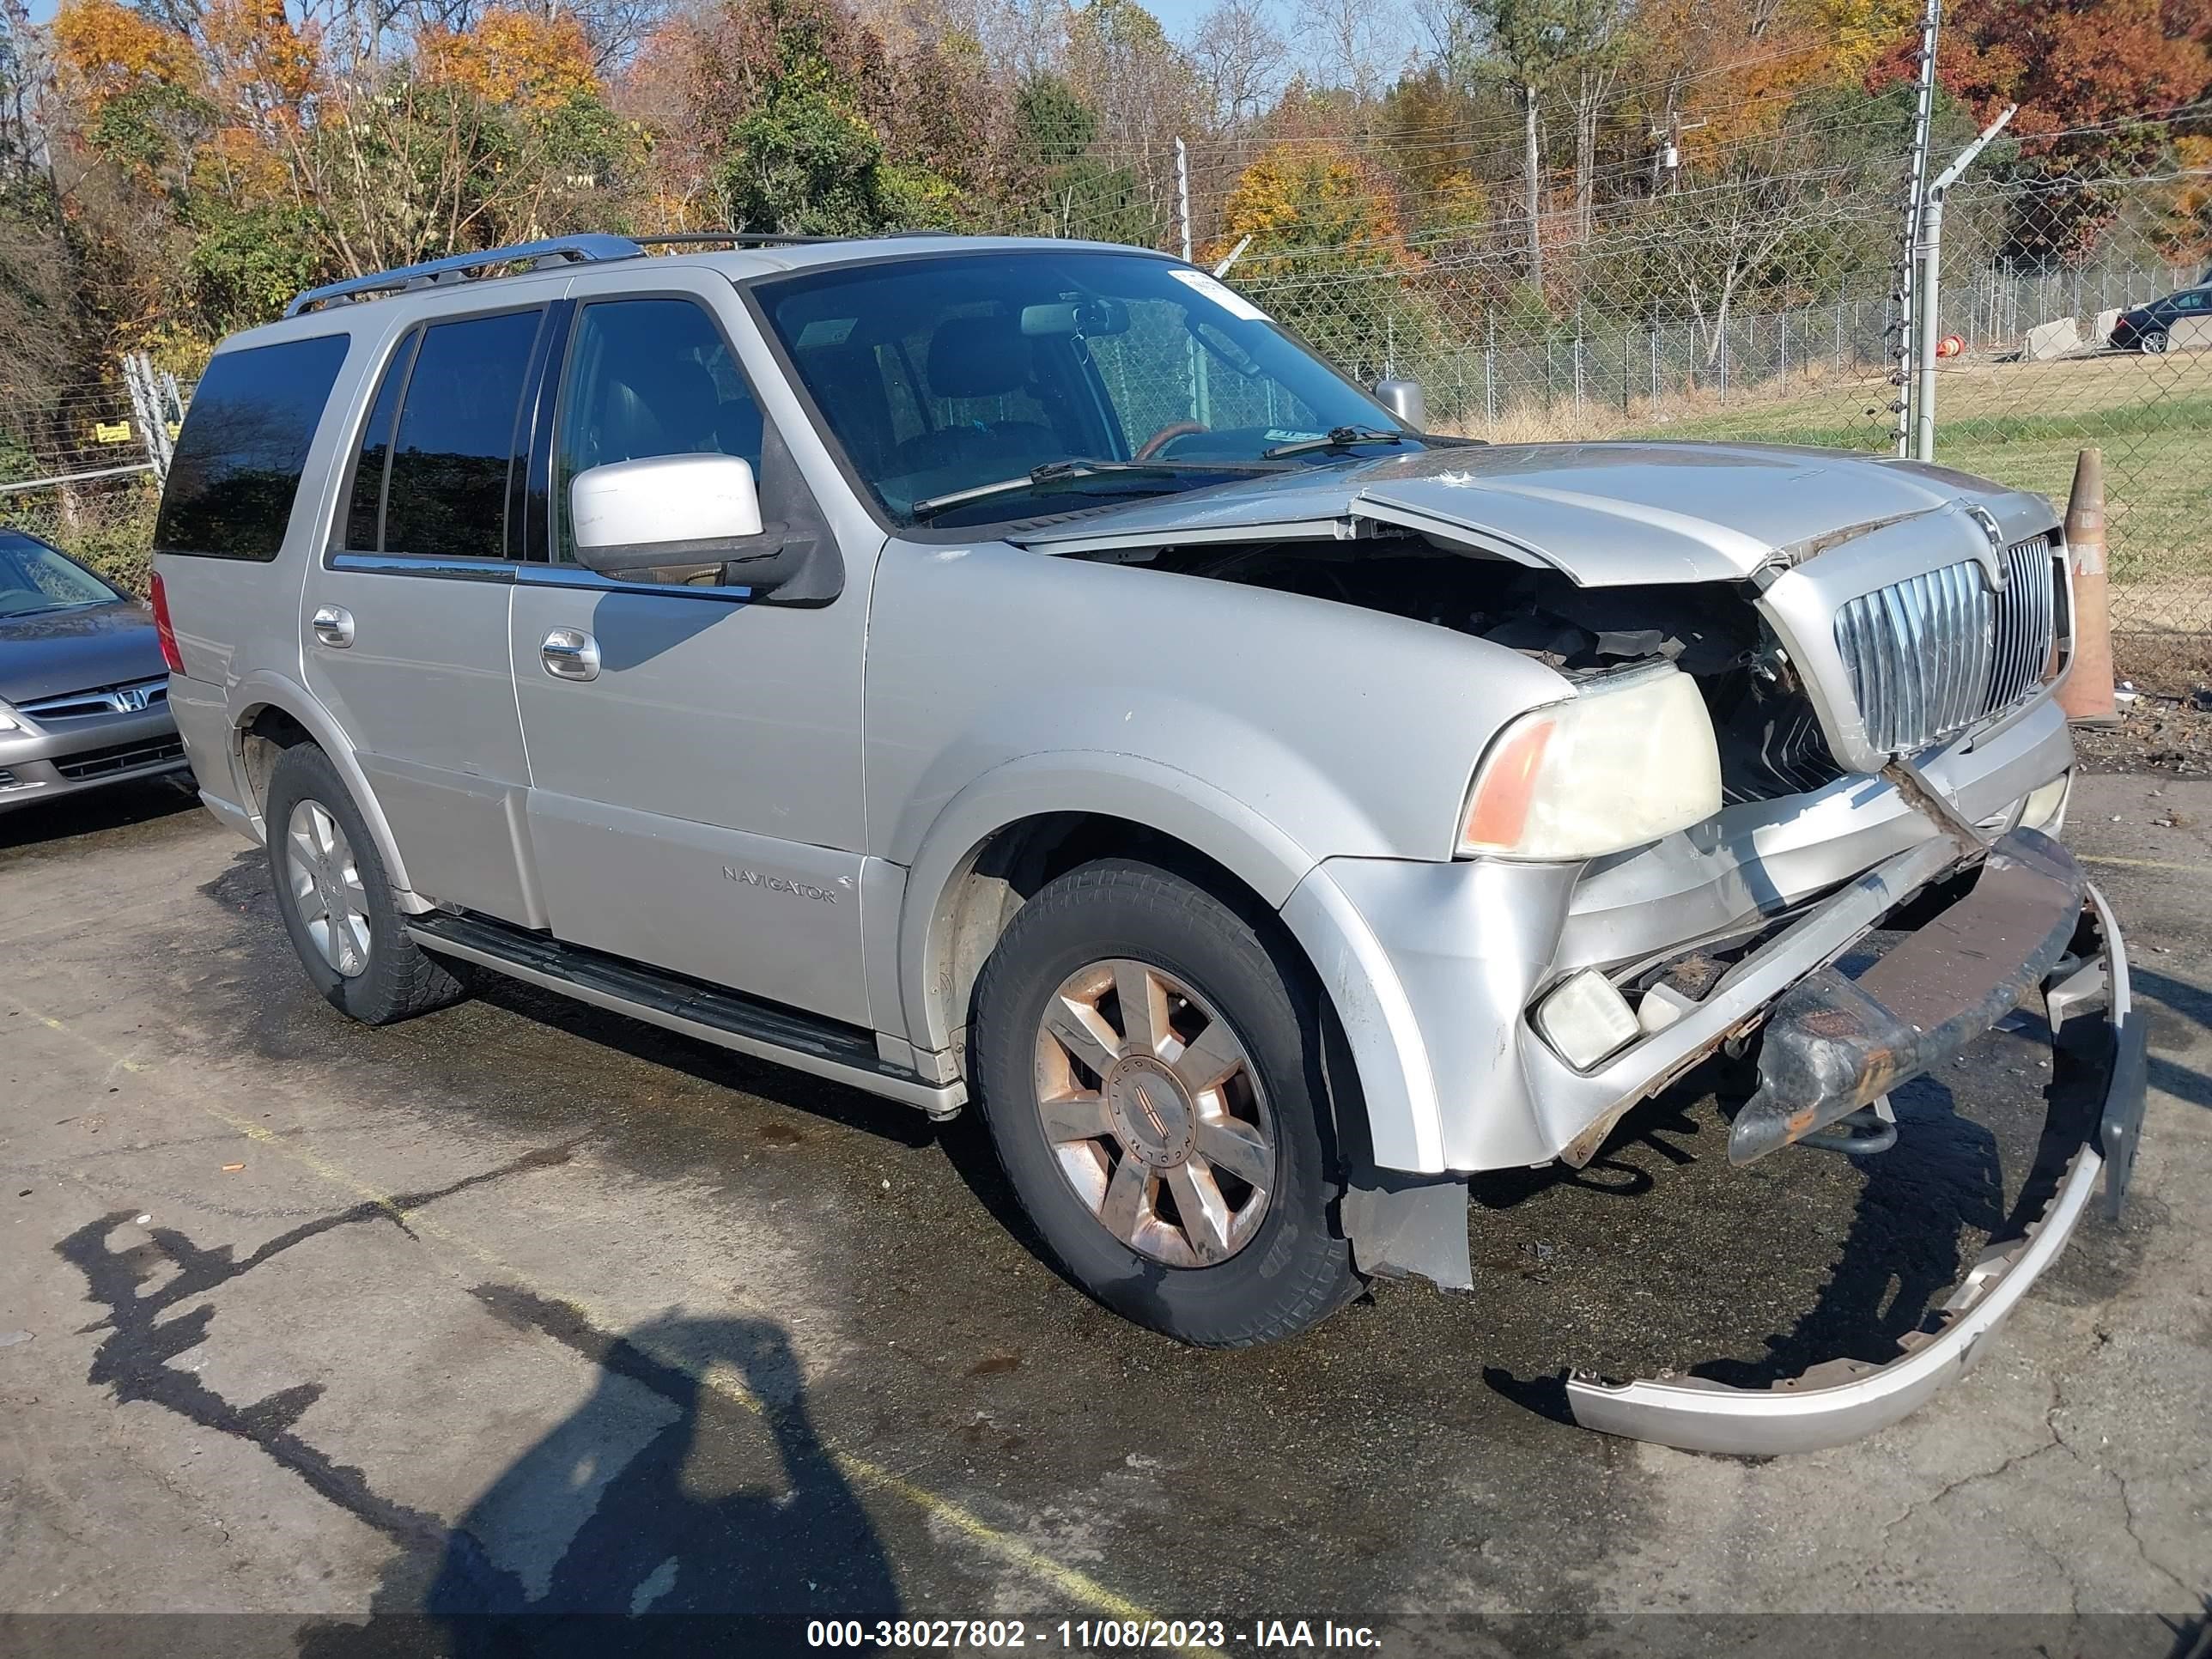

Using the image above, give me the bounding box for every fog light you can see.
[2021,773,2070,832]
[1535,969,1640,1069]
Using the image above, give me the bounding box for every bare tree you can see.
[1292,0,1407,109]
[1188,0,1284,131]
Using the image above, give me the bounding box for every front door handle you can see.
[311,605,354,648]
[541,628,601,682]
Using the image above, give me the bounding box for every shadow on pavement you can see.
[295,1299,900,1656]
[0,772,197,851]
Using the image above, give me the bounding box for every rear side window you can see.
[155,333,350,561]
[376,309,543,561]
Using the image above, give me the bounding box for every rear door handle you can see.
[311,605,354,648]
[541,628,600,682]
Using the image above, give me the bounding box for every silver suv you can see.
[154,233,2145,1454]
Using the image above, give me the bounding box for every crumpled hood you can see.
[1011,441,2059,586]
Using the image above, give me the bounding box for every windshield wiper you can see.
[1261,425,1413,459]
[910,458,1287,520]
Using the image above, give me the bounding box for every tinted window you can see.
[552,299,764,563]
[155,333,350,560]
[342,333,417,551]
[383,309,542,561]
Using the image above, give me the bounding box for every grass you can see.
[1454,350,2212,611]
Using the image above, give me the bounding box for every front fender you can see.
[893,754,1457,1177]
[893,750,1320,1054]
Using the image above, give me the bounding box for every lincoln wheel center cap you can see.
[1104,1056,1196,1170]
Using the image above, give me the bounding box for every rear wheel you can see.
[972,858,1358,1346]
[263,743,466,1025]
[2142,329,2171,356]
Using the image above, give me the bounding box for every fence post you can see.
[1485,317,1497,426]
[1718,327,1729,404]
[1572,331,1584,417]
[1778,311,1788,383]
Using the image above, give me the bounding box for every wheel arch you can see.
[225,671,425,908]
[893,756,1440,1173]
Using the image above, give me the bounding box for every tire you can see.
[2142,330,2170,356]
[263,743,466,1025]
[971,857,1358,1346]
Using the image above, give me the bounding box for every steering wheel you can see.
[1133,420,1206,460]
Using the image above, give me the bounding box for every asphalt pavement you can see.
[2,771,2207,1658]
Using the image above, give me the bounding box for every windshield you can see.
[0,533,121,618]
[756,250,1417,528]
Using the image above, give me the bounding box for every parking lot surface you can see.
[3,774,2208,1656]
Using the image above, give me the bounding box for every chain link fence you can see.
[1,377,167,594]
[9,137,2207,695]
[1231,153,2212,692]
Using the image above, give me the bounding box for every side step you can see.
[405,911,964,1118]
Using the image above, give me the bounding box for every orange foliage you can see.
[1206,142,1413,274]
[203,0,322,125]
[52,0,202,115]
[419,7,602,112]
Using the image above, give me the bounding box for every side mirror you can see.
[1373,378,1427,431]
[569,453,763,579]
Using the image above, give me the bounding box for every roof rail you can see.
[283,234,646,318]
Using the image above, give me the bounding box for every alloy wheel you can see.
[1031,957,1276,1267]
[285,799,372,978]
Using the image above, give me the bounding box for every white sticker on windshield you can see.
[1170,267,1272,323]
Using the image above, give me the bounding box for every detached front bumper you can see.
[1565,871,2147,1455]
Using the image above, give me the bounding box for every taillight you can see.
[149,569,184,673]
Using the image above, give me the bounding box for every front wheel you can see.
[971,858,1358,1346]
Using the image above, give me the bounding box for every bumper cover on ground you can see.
[1565,864,2145,1455]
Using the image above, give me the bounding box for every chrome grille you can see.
[1990,534,2057,713]
[1832,536,2059,757]
[15,677,169,722]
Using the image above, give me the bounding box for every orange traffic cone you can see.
[2057,447,2120,726]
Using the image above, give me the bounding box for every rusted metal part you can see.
[1565,879,2143,1454]
[1881,755,1991,858]
[1727,827,2086,1166]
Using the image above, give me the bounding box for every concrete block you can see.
[2022,317,2081,361]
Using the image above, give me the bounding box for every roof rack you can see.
[284,234,646,317]
[283,228,967,317]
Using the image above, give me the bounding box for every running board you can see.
[405,911,964,1118]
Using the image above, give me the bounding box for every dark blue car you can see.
[2108,284,2211,354]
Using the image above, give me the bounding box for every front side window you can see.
[756,251,1412,527]
[552,298,765,564]
[155,332,350,560]
[371,308,544,561]
[0,532,121,617]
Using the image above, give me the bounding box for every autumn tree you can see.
[1869,0,2212,261]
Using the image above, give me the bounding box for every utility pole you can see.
[1914,104,2017,462]
[1648,111,1704,195]
[1893,0,1942,457]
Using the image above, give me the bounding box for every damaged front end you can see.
[1565,878,2146,1455]
[1036,446,2137,1451]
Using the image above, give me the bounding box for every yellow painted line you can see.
[2079,853,2212,875]
[27,1009,1216,1652]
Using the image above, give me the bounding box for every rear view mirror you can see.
[569,453,763,578]
[1019,299,1132,338]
